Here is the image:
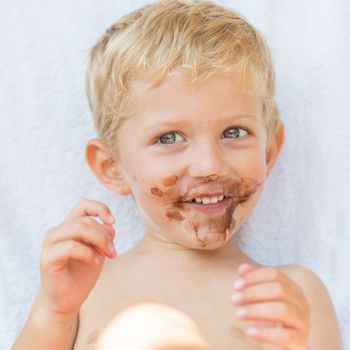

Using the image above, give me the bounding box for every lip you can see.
[178,191,228,202]
[183,197,232,214]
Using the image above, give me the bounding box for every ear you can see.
[85,138,131,196]
[265,121,285,177]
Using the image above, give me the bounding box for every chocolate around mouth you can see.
[176,178,262,205]
[165,178,262,247]
[174,183,261,208]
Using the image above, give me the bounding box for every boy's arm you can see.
[288,266,344,350]
[12,288,78,350]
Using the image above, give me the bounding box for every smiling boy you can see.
[12,1,343,349]
[78,70,286,349]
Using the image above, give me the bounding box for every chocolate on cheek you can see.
[150,184,185,221]
[162,175,178,187]
[150,174,179,197]
[166,211,184,221]
[150,187,163,197]
[149,175,181,219]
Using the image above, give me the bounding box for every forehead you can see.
[125,70,263,127]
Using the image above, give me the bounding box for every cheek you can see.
[248,156,266,179]
[127,172,172,209]
[131,173,183,223]
[128,153,180,194]
[231,148,266,181]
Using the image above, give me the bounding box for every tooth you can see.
[209,197,219,204]
[192,195,226,204]
[202,197,210,204]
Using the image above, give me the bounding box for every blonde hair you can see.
[86,0,280,153]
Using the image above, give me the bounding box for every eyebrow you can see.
[141,114,258,132]
[224,114,258,121]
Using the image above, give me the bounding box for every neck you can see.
[130,229,248,265]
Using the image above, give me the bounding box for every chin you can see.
[189,234,230,250]
[197,241,226,250]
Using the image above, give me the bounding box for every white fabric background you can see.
[1,1,349,349]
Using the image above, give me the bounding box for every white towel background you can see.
[1,1,349,349]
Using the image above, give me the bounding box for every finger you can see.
[235,301,306,330]
[49,216,112,243]
[42,240,103,271]
[232,282,297,306]
[233,264,256,290]
[62,199,115,225]
[246,325,306,349]
[237,263,255,277]
[81,239,113,261]
[233,267,309,319]
[46,218,116,259]
[233,267,294,292]
[102,222,116,240]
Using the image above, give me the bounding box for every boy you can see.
[12,0,343,349]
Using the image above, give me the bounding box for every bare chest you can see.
[73,266,262,350]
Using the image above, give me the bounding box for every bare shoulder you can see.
[279,264,344,350]
[279,264,328,293]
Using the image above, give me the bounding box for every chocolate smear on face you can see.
[162,175,178,187]
[193,223,207,247]
[166,211,184,221]
[150,187,163,197]
[176,177,262,246]
[174,201,190,211]
[203,174,219,182]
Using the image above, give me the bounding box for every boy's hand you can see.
[232,263,310,350]
[39,199,117,317]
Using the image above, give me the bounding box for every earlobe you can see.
[265,121,285,176]
[103,160,132,196]
[85,138,132,196]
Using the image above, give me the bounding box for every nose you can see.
[187,141,229,179]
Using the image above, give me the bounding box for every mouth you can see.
[179,195,233,214]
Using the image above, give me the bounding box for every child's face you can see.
[116,71,270,250]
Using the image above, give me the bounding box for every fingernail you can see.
[108,242,115,254]
[233,278,245,290]
[231,292,242,303]
[235,308,247,318]
[107,214,115,223]
[247,327,259,335]
[238,263,251,274]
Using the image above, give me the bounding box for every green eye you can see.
[223,127,248,139]
[157,132,184,144]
